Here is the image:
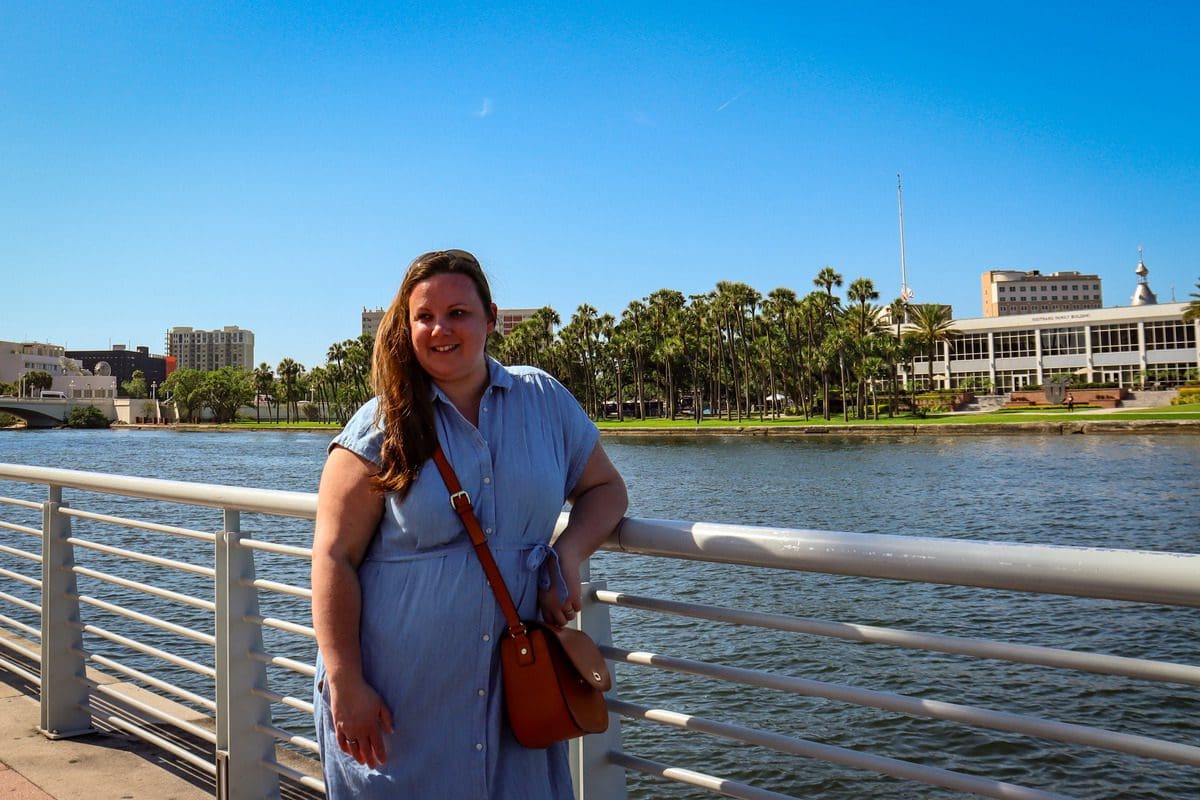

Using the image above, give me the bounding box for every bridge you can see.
[0,463,1198,799]
[0,399,114,429]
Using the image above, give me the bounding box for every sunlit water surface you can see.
[1,429,1197,799]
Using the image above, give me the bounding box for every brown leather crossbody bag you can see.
[432,446,612,748]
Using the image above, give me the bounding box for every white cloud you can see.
[476,98,492,118]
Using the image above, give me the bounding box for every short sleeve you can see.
[329,397,384,467]
[544,376,599,497]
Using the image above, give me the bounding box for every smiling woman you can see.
[309,249,628,799]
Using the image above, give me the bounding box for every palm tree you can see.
[276,358,304,423]
[253,363,274,423]
[620,300,649,420]
[647,290,686,418]
[905,304,960,392]
[846,278,881,418]
[1184,278,1200,321]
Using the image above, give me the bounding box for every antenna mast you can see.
[897,173,912,303]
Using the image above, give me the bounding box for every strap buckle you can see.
[449,489,471,510]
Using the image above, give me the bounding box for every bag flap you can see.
[542,624,612,691]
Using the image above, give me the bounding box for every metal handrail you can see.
[606,516,1200,607]
[0,463,316,518]
[2,462,1198,800]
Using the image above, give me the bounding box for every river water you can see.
[1,429,1198,799]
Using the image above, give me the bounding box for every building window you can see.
[1144,321,1197,350]
[1091,323,1139,353]
[994,329,1036,358]
[1041,327,1086,356]
[950,333,989,361]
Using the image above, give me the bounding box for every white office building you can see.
[0,341,118,398]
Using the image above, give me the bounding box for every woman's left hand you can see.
[539,548,581,628]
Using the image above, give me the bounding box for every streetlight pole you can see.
[151,381,160,423]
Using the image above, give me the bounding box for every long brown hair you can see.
[370,249,495,497]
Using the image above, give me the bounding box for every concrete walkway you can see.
[0,672,210,800]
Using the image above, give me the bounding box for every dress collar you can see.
[428,356,512,405]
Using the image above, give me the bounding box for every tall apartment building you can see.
[362,307,544,338]
[981,270,1103,317]
[496,308,542,336]
[362,307,385,339]
[165,326,254,371]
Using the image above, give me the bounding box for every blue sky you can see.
[3,1,1197,369]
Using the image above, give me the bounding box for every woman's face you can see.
[407,272,496,393]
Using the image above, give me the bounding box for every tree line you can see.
[156,334,377,424]
[492,268,960,422]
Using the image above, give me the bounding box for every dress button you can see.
[475,743,484,751]
[482,634,491,642]
[485,527,493,534]
[483,477,491,484]
[478,688,486,696]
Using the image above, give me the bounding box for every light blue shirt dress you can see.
[314,358,599,798]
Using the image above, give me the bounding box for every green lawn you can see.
[596,403,1200,429]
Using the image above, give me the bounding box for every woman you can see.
[311,249,627,798]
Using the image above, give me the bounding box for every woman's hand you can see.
[328,675,394,768]
[539,548,582,628]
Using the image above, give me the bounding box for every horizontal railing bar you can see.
[609,700,1075,800]
[80,623,216,678]
[0,590,41,615]
[595,590,1200,686]
[253,687,315,715]
[0,565,41,588]
[0,613,41,639]
[249,578,312,599]
[0,495,43,510]
[236,538,313,559]
[606,517,1200,608]
[94,712,217,775]
[87,681,217,744]
[607,647,1200,767]
[247,615,315,639]
[72,566,216,612]
[0,519,41,537]
[609,751,798,800]
[0,542,41,563]
[0,653,41,686]
[59,506,217,543]
[84,651,216,712]
[0,463,316,518]
[67,536,216,578]
[252,652,316,678]
[255,722,320,754]
[76,594,216,646]
[263,759,325,792]
[0,636,41,664]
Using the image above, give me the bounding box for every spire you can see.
[1130,245,1157,306]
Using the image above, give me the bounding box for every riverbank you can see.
[97,418,1200,436]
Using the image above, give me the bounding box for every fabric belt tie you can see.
[525,543,567,604]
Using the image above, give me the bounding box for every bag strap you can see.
[431,446,527,638]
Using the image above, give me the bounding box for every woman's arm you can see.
[540,442,628,626]
[311,446,393,767]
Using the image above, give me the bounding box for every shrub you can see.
[1172,387,1200,406]
[66,406,111,429]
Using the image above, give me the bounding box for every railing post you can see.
[215,511,280,800]
[572,577,626,800]
[40,486,94,738]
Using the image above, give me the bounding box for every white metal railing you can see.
[1,462,1198,800]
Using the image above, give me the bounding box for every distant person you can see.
[1065,392,1075,412]
[310,248,627,798]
